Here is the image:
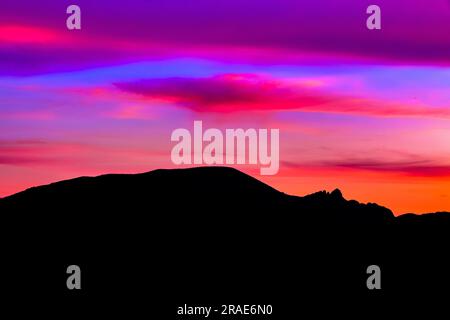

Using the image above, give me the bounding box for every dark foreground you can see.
[1,167,449,317]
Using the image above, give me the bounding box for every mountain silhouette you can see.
[0,166,447,224]
[1,166,449,312]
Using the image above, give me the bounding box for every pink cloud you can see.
[114,74,341,112]
[0,25,63,44]
[282,159,450,178]
[115,74,450,118]
[1,0,449,75]
[335,160,450,177]
[0,140,84,166]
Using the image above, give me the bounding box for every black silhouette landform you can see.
[1,167,449,313]
[1,166,447,223]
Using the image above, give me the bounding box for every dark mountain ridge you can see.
[0,166,447,224]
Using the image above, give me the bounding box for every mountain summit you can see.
[0,166,399,224]
[1,167,448,225]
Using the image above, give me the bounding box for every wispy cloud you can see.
[1,1,449,75]
[321,158,450,177]
[0,25,64,44]
[115,74,450,118]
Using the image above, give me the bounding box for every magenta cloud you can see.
[114,74,450,118]
[1,0,449,75]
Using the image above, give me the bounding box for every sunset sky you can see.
[1,0,450,214]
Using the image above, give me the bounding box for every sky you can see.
[1,0,450,214]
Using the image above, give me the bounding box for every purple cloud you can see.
[0,0,449,75]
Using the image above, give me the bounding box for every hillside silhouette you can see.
[0,166,447,223]
[1,166,449,313]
